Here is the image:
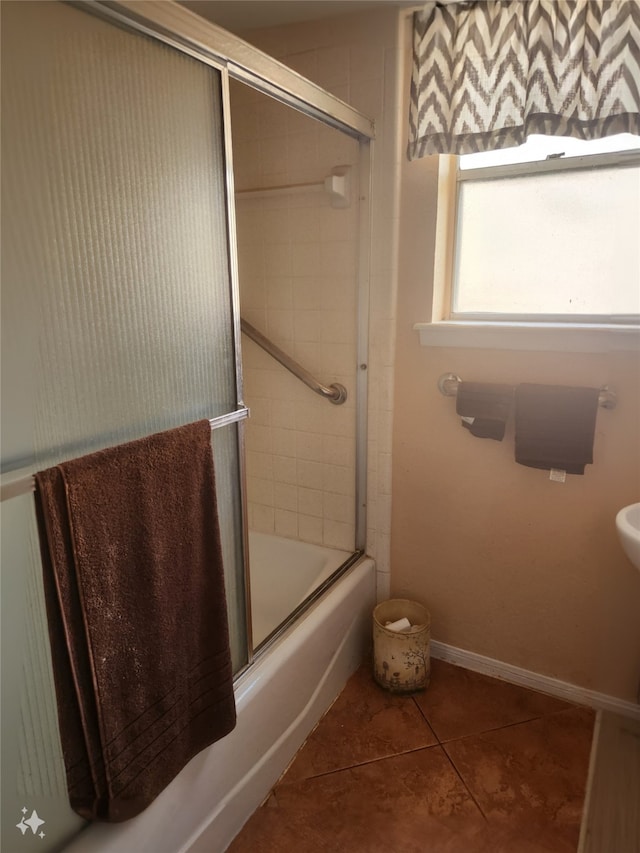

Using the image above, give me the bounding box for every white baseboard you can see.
[430,640,640,721]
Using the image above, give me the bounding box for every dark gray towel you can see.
[456,381,514,441]
[515,384,600,474]
[35,421,236,822]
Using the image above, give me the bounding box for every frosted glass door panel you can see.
[1,1,237,472]
[1,497,86,853]
[1,4,247,850]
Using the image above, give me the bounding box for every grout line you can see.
[410,690,490,820]
[411,701,594,749]
[278,741,444,784]
[435,712,557,745]
[407,692,493,816]
[410,696,441,743]
[441,743,489,823]
[409,693,544,747]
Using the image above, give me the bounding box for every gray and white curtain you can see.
[408,0,640,158]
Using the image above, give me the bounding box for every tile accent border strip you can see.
[431,640,640,721]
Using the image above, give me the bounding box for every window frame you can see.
[434,146,640,327]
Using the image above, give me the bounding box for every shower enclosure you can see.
[0,2,373,851]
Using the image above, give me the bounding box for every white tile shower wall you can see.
[233,9,402,587]
[232,81,359,551]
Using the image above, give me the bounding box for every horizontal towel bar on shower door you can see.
[0,407,250,503]
[241,318,347,405]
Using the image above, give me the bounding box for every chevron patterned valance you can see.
[408,0,640,158]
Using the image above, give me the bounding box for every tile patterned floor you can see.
[228,659,595,853]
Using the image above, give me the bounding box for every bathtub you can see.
[63,547,376,853]
[249,532,353,646]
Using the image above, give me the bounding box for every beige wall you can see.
[391,32,640,702]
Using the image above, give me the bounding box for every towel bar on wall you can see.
[235,166,351,209]
[437,372,617,410]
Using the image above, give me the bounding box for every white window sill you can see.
[413,321,640,353]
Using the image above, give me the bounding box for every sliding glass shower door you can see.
[1,3,246,849]
[230,79,365,646]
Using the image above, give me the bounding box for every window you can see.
[437,134,640,326]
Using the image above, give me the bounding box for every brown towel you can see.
[34,421,236,823]
[515,384,600,474]
[455,382,514,441]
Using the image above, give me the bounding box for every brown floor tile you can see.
[414,659,576,742]
[229,746,487,853]
[469,823,583,852]
[445,706,595,851]
[229,661,595,853]
[281,664,437,783]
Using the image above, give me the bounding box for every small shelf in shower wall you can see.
[235,165,351,208]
